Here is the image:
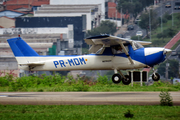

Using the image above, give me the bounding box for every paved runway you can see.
[0,92,180,105]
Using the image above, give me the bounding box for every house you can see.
[0,16,15,28]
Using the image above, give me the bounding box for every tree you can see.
[158,59,179,79]
[116,0,154,20]
[156,28,176,40]
[116,0,141,21]
[139,9,158,38]
[86,20,117,37]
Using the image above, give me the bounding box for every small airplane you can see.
[7,34,171,85]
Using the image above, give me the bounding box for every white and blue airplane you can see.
[7,34,171,85]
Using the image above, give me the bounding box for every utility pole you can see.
[166,63,169,80]
[172,0,174,26]
[121,7,122,26]
[161,2,163,32]
[149,8,152,41]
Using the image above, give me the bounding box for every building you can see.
[34,4,99,30]
[15,16,85,49]
[3,0,49,11]
[0,16,15,28]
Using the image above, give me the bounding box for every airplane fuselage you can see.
[17,46,166,71]
[17,55,146,71]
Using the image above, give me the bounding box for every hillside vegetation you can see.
[143,13,180,48]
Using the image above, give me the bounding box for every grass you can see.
[0,105,180,120]
[0,74,180,92]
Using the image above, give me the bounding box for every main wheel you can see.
[122,75,131,85]
[112,74,121,84]
[152,73,160,81]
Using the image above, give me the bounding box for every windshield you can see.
[131,41,143,50]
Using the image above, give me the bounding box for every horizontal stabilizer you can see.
[20,61,45,66]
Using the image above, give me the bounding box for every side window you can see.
[111,45,129,54]
[131,41,143,50]
[96,47,103,54]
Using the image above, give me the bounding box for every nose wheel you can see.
[152,73,160,81]
[112,74,121,84]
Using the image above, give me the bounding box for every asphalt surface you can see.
[0,92,180,105]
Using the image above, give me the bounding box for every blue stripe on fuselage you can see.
[145,51,165,67]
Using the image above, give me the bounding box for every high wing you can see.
[85,34,151,47]
[85,34,151,53]
[85,34,152,64]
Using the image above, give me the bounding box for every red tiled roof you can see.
[6,5,30,10]
[31,1,49,6]
[4,0,49,6]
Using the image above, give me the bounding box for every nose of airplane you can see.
[163,48,172,55]
[144,47,171,67]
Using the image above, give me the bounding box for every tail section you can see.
[7,37,39,56]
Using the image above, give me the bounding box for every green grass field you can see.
[0,75,180,120]
[0,105,180,120]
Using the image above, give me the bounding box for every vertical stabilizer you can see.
[7,37,39,56]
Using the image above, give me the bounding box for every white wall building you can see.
[50,0,107,19]
[34,0,108,30]
[34,4,100,30]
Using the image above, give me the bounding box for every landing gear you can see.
[112,74,121,84]
[122,75,131,85]
[152,73,160,81]
[152,67,160,81]
[112,70,131,85]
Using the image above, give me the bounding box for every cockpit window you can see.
[96,47,103,54]
[131,41,143,50]
[111,45,129,54]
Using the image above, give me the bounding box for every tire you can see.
[152,73,160,81]
[122,75,131,85]
[112,74,121,84]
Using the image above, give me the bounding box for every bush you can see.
[159,91,173,106]
[97,74,110,85]
[124,110,134,118]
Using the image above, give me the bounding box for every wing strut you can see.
[119,42,134,64]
